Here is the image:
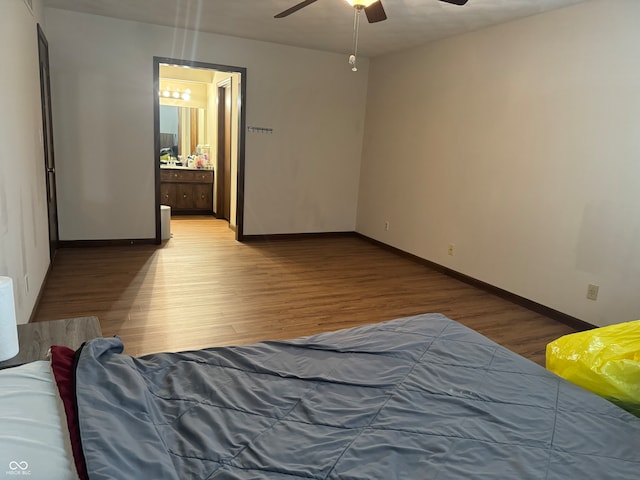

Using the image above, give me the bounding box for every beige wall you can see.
[357,0,640,327]
[0,0,49,324]
[44,8,369,239]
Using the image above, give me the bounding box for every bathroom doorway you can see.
[152,57,246,243]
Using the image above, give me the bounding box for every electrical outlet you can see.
[586,284,599,301]
[448,244,455,256]
[384,221,390,231]
[24,275,29,294]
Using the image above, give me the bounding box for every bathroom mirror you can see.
[159,105,207,161]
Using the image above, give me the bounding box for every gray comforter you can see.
[75,314,640,479]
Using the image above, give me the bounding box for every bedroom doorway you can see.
[152,57,246,243]
[37,24,59,260]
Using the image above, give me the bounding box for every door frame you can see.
[37,24,59,260]
[216,77,232,222]
[152,57,247,243]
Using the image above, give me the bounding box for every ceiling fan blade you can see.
[274,0,319,18]
[365,1,387,23]
[439,0,469,5]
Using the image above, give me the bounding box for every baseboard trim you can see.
[356,233,594,332]
[28,256,54,323]
[229,224,238,233]
[58,238,157,248]
[242,231,358,242]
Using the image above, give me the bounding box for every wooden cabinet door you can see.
[176,184,194,209]
[160,183,177,208]
[194,184,213,211]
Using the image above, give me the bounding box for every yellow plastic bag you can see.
[546,319,640,416]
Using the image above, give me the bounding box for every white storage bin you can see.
[161,205,171,241]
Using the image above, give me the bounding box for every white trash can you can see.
[161,205,171,240]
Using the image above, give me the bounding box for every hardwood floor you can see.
[34,216,577,365]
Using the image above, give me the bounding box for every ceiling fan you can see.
[275,0,470,24]
[275,0,470,71]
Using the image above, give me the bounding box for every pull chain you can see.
[349,8,362,72]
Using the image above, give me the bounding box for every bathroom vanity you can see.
[160,167,214,214]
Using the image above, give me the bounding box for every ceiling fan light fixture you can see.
[345,0,377,8]
[276,0,469,71]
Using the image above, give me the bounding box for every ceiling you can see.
[42,0,590,57]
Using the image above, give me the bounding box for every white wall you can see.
[44,8,369,239]
[0,0,50,324]
[357,0,640,327]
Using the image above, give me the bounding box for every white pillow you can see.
[0,361,78,480]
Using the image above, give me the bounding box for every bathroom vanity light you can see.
[159,88,192,101]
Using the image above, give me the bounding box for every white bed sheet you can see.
[0,361,78,480]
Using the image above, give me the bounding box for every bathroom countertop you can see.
[160,164,214,171]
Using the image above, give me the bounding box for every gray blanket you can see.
[75,314,640,479]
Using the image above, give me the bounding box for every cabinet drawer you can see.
[182,170,213,183]
[161,169,213,183]
[160,170,181,182]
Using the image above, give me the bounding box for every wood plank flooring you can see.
[34,216,577,365]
